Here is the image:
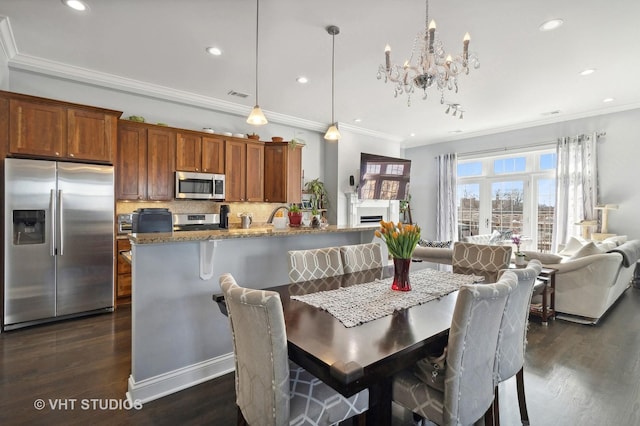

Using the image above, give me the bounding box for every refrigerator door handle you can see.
[50,189,56,256]
[58,189,64,256]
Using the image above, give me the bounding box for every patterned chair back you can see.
[444,272,516,425]
[288,247,344,283]
[220,273,370,425]
[452,241,513,283]
[339,243,384,273]
[495,260,542,381]
[219,273,290,425]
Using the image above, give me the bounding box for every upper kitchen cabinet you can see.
[176,132,224,173]
[2,91,121,163]
[67,108,117,162]
[117,121,175,201]
[264,142,303,203]
[225,139,264,202]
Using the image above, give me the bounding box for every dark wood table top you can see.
[266,263,458,397]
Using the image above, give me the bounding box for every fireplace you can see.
[345,193,399,227]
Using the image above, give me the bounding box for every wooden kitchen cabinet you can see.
[201,136,225,173]
[116,121,175,201]
[116,239,132,299]
[147,128,176,200]
[264,142,303,203]
[5,92,120,163]
[176,132,224,173]
[9,99,65,158]
[67,108,116,162]
[225,139,264,201]
[246,140,264,201]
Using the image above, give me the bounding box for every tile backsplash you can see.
[116,200,290,225]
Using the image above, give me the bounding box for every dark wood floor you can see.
[2,287,640,425]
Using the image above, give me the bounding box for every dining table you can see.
[215,262,482,425]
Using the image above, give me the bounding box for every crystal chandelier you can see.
[377,0,479,106]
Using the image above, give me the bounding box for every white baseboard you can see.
[126,353,235,405]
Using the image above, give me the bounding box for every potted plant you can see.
[304,178,329,210]
[512,235,526,266]
[288,203,303,227]
[289,137,305,149]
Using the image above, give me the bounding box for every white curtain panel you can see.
[436,153,458,242]
[554,133,599,251]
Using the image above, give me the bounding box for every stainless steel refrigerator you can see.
[4,158,114,330]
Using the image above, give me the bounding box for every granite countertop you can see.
[129,225,377,245]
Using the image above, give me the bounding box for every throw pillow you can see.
[500,229,513,241]
[603,235,628,246]
[522,251,563,265]
[413,347,447,392]
[488,229,502,244]
[570,242,604,260]
[595,241,617,251]
[418,239,452,248]
[558,237,586,256]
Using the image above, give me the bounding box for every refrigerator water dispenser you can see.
[12,210,45,245]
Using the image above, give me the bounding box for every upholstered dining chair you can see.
[493,259,543,426]
[219,273,369,426]
[339,242,384,273]
[392,271,517,426]
[452,241,513,283]
[288,247,344,283]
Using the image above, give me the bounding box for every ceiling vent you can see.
[227,90,249,99]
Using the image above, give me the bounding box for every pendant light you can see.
[246,0,267,125]
[324,25,340,141]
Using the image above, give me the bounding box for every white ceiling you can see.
[2,0,640,147]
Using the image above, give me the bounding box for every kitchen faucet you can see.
[267,205,289,223]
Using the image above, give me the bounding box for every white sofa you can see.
[524,237,640,324]
[414,236,640,324]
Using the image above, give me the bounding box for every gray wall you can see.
[406,108,640,241]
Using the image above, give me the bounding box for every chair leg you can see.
[354,412,367,426]
[237,406,248,426]
[483,401,495,426]
[516,367,530,425]
[493,385,500,426]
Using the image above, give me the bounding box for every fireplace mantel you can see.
[345,192,399,227]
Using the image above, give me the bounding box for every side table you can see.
[530,267,556,325]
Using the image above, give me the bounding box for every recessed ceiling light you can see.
[449,130,463,134]
[353,118,362,123]
[206,47,222,56]
[539,19,564,31]
[409,132,415,137]
[62,0,88,11]
[580,68,596,76]
[603,98,614,103]
[296,76,308,84]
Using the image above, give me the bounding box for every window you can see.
[457,150,556,251]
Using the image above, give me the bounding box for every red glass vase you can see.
[391,258,411,291]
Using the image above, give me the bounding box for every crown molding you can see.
[0,16,18,60]
[403,101,640,148]
[6,50,403,142]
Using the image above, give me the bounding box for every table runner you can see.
[290,268,482,327]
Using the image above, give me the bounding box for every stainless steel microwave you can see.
[175,171,225,200]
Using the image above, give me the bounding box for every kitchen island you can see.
[126,225,381,404]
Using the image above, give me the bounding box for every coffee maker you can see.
[219,204,230,229]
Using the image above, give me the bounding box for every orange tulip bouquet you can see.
[375,220,421,291]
